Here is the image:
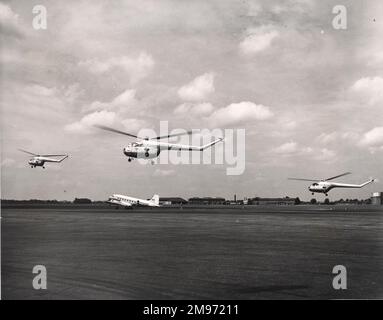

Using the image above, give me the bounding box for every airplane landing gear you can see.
[312,192,314,195]
[128,158,132,162]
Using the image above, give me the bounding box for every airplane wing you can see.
[120,201,133,207]
[108,198,133,206]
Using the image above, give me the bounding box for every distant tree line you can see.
[1,197,373,205]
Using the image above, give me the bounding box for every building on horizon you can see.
[371,192,383,205]
[188,197,226,205]
[159,197,188,205]
[248,197,296,206]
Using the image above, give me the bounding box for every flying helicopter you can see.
[288,172,375,196]
[19,149,68,168]
[94,125,223,163]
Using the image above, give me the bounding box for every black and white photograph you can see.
[1,0,382,306]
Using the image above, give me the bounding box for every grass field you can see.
[2,206,383,299]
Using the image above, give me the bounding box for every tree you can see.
[324,198,330,205]
[294,197,301,205]
[310,198,317,204]
[73,198,92,204]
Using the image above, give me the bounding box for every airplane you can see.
[288,172,375,196]
[19,149,68,168]
[94,125,224,163]
[107,193,160,208]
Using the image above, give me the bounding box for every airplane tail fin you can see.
[150,194,159,206]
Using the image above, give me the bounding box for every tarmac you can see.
[2,205,383,299]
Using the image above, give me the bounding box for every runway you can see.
[2,206,383,299]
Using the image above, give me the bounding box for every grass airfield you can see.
[2,205,383,299]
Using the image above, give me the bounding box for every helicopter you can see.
[94,125,223,163]
[288,172,375,196]
[19,149,68,168]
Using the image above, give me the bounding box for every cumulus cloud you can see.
[177,73,215,101]
[0,3,18,23]
[0,3,23,38]
[317,132,338,144]
[207,101,273,127]
[14,84,69,115]
[174,102,214,116]
[341,131,360,142]
[66,89,148,134]
[24,84,58,97]
[350,76,383,105]
[83,89,138,113]
[246,2,262,17]
[121,118,149,133]
[272,141,313,156]
[367,51,383,66]
[239,25,279,55]
[360,127,383,147]
[317,148,337,162]
[270,1,314,15]
[65,110,116,133]
[62,83,85,105]
[272,141,298,154]
[79,52,154,84]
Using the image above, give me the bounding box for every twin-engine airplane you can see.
[94,125,223,163]
[108,194,160,207]
[19,149,68,168]
[288,172,375,196]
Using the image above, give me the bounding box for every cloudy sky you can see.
[1,0,382,201]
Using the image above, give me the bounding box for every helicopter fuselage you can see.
[28,158,45,167]
[123,142,161,159]
[122,139,208,160]
[308,182,333,194]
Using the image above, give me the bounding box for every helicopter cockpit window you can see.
[312,183,319,186]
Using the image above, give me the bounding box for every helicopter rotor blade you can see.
[94,125,143,139]
[325,172,351,181]
[18,149,38,156]
[288,178,318,182]
[152,131,193,140]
